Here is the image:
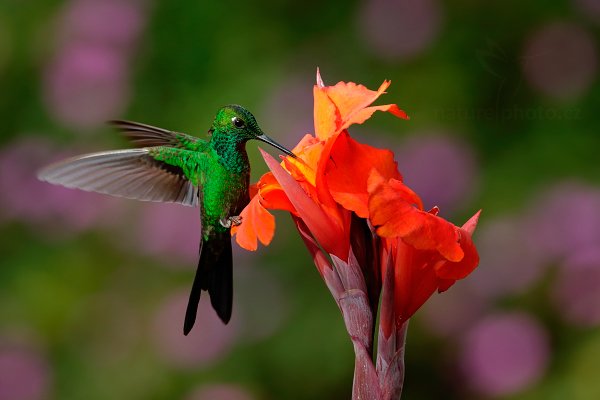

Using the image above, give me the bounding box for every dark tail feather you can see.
[183,241,204,335]
[183,235,233,335]
[208,238,233,323]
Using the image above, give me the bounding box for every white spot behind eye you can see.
[232,117,245,128]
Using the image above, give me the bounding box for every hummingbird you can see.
[38,105,296,335]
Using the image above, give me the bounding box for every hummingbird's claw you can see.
[219,215,243,228]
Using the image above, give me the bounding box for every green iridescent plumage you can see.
[38,105,295,335]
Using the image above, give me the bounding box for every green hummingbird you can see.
[38,105,296,335]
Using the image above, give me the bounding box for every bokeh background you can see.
[1,0,599,399]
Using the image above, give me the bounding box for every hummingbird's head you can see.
[212,105,296,158]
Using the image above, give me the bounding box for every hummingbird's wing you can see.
[37,149,199,206]
[109,120,205,150]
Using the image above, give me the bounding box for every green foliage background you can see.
[1,0,599,399]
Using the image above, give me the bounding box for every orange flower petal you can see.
[368,175,464,262]
[257,172,296,213]
[232,173,292,250]
[325,79,391,125]
[306,135,352,236]
[325,132,401,218]
[339,104,408,133]
[313,85,338,140]
[248,182,259,198]
[367,169,423,219]
[313,72,408,140]
[435,214,481,282]
[402,210,464,262]
[393,239,440,324]
[284,134,323,187]
[261,148,348,259]
[232,193,275,251]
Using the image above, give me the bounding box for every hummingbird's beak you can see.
[256,134,297,159]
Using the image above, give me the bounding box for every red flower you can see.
[232,70,481,399]
[233,70,408,259]
[383,211,480,328]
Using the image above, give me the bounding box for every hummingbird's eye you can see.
[232,117,245,129]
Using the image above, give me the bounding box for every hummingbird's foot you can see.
[219,215,243,228]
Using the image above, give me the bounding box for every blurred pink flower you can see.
[459,313,550,396]
[59,0,146,52]
[133,202,201,267]
[395,134,479,213]
[522,22,598,100]
[553,247,600,327]
[465,216,547,300]
[44,0,148,130]
[186,384,255,400]
[358,0,443,61]
[525,181,600,262]
[0,137,122,234]
[0,338,52,400]
[44,43,130,130]
[574,0,600,23]
[0,137,58,222]
[419,281,488,338]
[152,290,240,369]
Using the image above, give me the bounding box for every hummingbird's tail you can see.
[183,234,233,335]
